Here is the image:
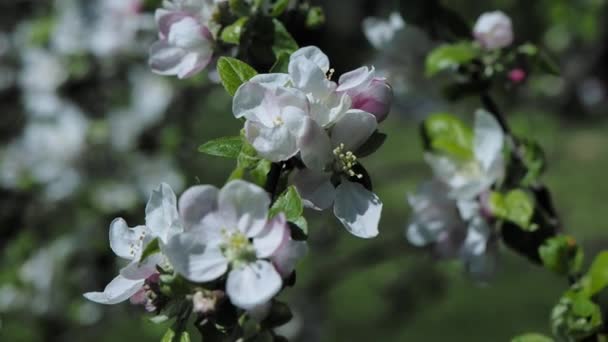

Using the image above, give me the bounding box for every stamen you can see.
[327,68,335,80]
[332,143,363,179]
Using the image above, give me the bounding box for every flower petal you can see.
[254,213,289,258]
[330,109,377,151]
[290,46,330,73]
[336,66,374,92]
[178,185,219,229]
[271,237,307,278]
[218,180,270,237]
[292,168,335,211]
[119,256,161,280]
[164,235,229,283]
[249,73,291,88]
[226,261,282,310]
[233,82,268,120]
[109,218,149,260]
[145,183,182,244]
[298,117,333,171]
[245,120,299,162]
[83,275,144,305]
[334,181,382,238]
[289,54,334,98]
[473,109,504,172]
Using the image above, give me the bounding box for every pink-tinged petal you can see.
[120,255,162,280]
[254,213,289,258]
[271,235,307,278]
[473,11,513,50]
[109,218,149,260]
[164,235,229,282]
[292,168,335,211]
[290,46,330,73]
[330,109,377,151]
[155,10,191,39]
[334,181,382,239]
[226,261,282,310]
[298,117,333,171]
[83,275,144,305]
[149,40,188,75]
[129,287,147,305]
[336,66,375,92]
[218,180,270,237]
[349,78,393,123]
[178,185,219,229]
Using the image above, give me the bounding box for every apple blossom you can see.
[294,110,383,239]
[149,0,220,78]
[163,180,307,310]
[363,12,405,50]
[473,11,514,50]
[337,66,393,122]
[425,109,505,201]
[406,180,498,279]
[84,183,184,305]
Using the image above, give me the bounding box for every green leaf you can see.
[422,113,474,159]
[587,251,608,296]
[228,0,250,16]
[161,328,191,342]
[272,19,298,57]
[271,0,290,17]
[551,291,603,340]
[217,57,258,96]
[290,216,308,237]
[227,166,246,182]
[199,136,243,158]
[220,17,249,44]
[237,139,261,169]
[269,186,303,220]
[270,51,290,73]
[511,333,554,342]
[305,6,325,29]
[140,238,160,264]
[519,139,546,186]
[250,159,272,186]
[489,190,536,231]
[539,235,584,276]
[425,42,477,76]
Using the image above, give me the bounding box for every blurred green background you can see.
[1,0,607,341]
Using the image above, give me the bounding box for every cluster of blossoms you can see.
[407,110,505,279]
[85,180,306,312]
[232,46,393,238]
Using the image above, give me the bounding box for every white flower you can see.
[425,109,505,201]
[89,0,148,57]
[473,11,513,50]
[164,180,306,309]
[363,12,405,50]
[406,180,498,280]
[293,110,383,238]
[149,0,219,78]
[84,183,184,304]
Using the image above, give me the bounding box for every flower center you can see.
[273,116,284,127]
[460,160,483,179]
[332,143,363,179]
[326,68,335,80]
[220,230,256,265]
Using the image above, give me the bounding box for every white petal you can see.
[145,183,182,243]
[330,109,377,151]
[289,55,333,98]
[149,40,187,75]
[109,218,149,260]
[119,256,161,280]
[309,91,351,127]
[334,181,382,238]
[271,238,307,278]
[463,216,492,256]
[292,168,335,210]
[178,185,219,229]
[83,275,144,305]
[456,199,480,221]
[473,109,504,172]
[298,117,333,171]
[290,46,330,73]
[233,82,268,120]
[254,213,289,258]
[336,66,374,92]
[245,120,299,162]
[249,73,291,88]
[226,261,282,310]
[218,180,270,237]
[164,235,229,283]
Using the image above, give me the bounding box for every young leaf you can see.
[217,57,258,96]
[269,186,303,220]
[489,190,536,231]
[270,51,290,73]
[425,42,477,76]
[272,19,298,57]
[422,113,474,159]
[139,238,160,264]
[220,17,249,44]
[587,251,608,296]
[250,159,272,186]
[306,6,325,29]
[199,136,243,158]
[539,235,584,276]
[511,333,554,342]
[161,328,191,342]
[271,0,290,17]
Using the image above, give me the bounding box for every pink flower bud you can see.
[508,68,526,84]
[473,11,514,50]
[348,78,393,123]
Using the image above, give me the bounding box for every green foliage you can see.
[489,190,536,231]
[270,186,308,236]
[425,42,477,76]
[587,251,608,296]
[539,236,584,277]
[518,43,560,76]
[551,291,603,341]
[518,139,547,186]
[221,17,249,44]
[139,238,160,264]
[422,113,474,159]
[161,328,191,342]
[270,51,290,73]
[199,136,244,159]
[306,6,326,29]
[511,333,554,342]
[272,19,298,57]
[229,0,251,17]
[270,0,290,17]
[217,57,258,96]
